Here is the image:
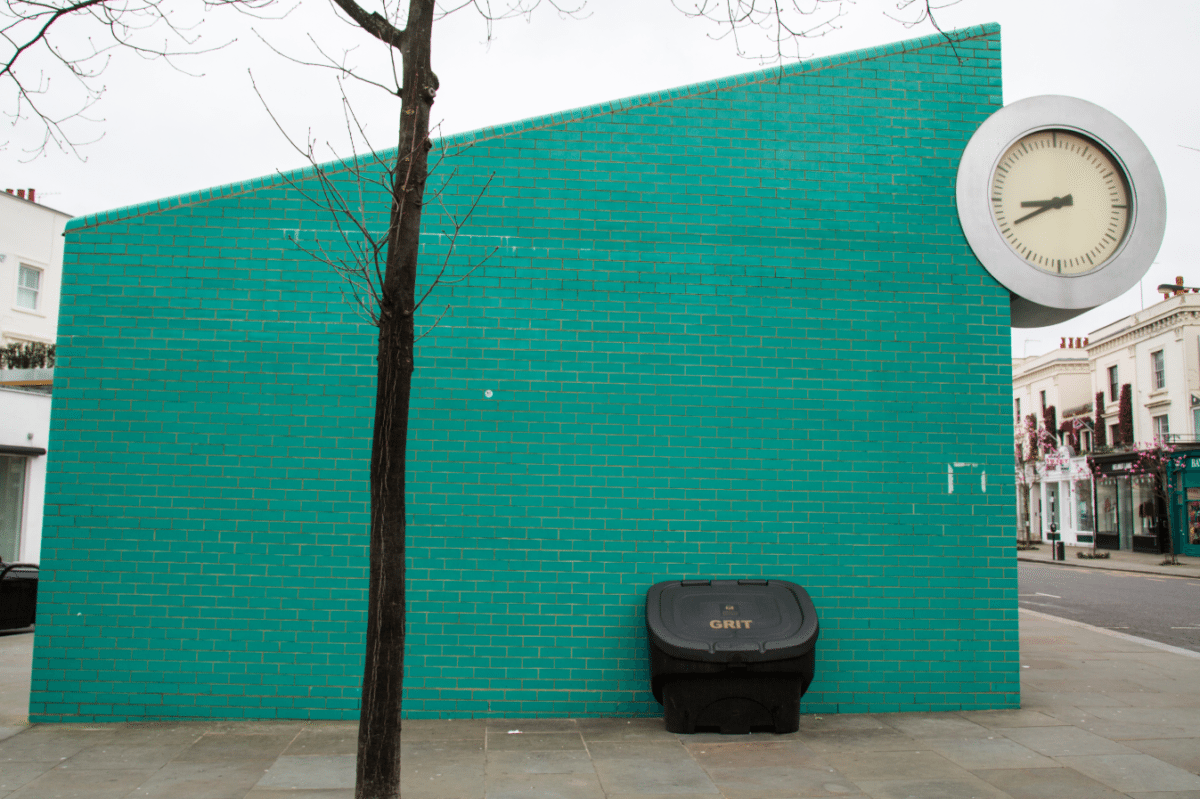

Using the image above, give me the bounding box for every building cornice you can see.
[1089,307,1200,359]
[1012,360,1090,387]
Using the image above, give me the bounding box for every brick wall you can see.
[32,23,1016,722]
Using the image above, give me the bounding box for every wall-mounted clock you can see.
[956,96,1166,328]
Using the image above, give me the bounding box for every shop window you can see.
[1097,477,1118,543]
[1075,480,1092,532]
[1047,483,1061,535]
[1188,488,1200,545]
[1151,350,1165,390]
[1108,365,1118,401]
[1133,475,1157,538]
[1154,414,1170,441]
[0,455,26,562]
[16,265,40,311]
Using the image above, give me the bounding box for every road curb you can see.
[1019,607,1200,660]
[1016,554,1200,580]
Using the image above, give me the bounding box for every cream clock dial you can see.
[956,96,1166,328]
[990,130,1131,275]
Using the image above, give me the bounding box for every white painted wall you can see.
[0,192,70,346]
[1012,350,1090,431]
[1088,293,1200,445]
[0,387,51,563]
[0,191,68,564]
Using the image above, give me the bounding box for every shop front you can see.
[1165,450,1200,558]
[1038,457,1094,547]
[1089,452,1168,554]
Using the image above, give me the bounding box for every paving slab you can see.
[1125,736,1200,773]
[7,766,153,798]
[0,610,1197,797]
[1055,753,1200,792]
[705,764,862,798]
[922,735,1059,771]
[819,749,972,781]
[256,754,356,790]
[971,766,1129,799]
[852,775,1012,799]
[126,760,273,799]
[485,749,594,775]
[683,740,822,769]
[998,724,1140,756]
[593,757,717,795]
[483,772,606,799]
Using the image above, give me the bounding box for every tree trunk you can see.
[355,1,437,797]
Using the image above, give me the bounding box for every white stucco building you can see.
[1013,290,1200,553]
[1012,347,1093,542]
[1088,292,1200,446]
[0,190,69,564]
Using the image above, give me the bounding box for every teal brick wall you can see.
[32,23,1017,722]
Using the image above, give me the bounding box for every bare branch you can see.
[250,27,401,95]
[327,0,406,50]
[885,0,961,62]
[2,0,242,156]
[673,0,848,65]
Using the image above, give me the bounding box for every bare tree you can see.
[672,0,958,65]
[2,1,956,796]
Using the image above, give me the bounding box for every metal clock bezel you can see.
[957,95,1166,313]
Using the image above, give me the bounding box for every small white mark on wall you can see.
[947,463,987,494]
[484,389,493,398]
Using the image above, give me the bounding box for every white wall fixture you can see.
[957,96,1167,328]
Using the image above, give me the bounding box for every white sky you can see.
[4,0,1198,358]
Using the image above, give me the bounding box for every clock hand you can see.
[1014,194,1073,224]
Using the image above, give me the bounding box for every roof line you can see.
[1,192,73,219]
[66,21,999,233]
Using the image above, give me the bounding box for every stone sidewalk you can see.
[2,610,1200,798]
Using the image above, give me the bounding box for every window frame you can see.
[1151,350,1166,391]
[14,263,41,313]
[1154,413,1170,441]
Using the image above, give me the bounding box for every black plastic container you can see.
[645,578,819,734]
[0,562,38,630]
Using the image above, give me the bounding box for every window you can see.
[1039,390,1046,409]
[1151,350,1165,390]
[1154,414,1170,441]
[1108,365,1119,401]
[0,455,26,562]
[1110,423,1120,445]
[1076,479,1093,532]
[1015,398,1021,423]
[1081,430,1092,453]
[15,265,40,311]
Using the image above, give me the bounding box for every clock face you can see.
[990,129,1132,275]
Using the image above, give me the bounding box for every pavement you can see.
[1017,543,1200,579]
[1,554,1199,797]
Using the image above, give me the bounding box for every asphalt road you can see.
[1019,562,1200,653]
